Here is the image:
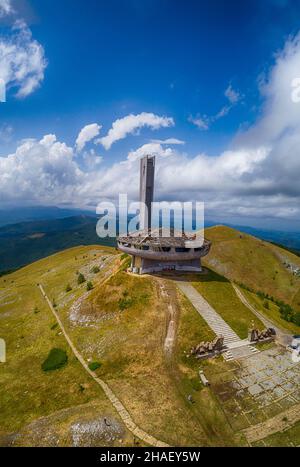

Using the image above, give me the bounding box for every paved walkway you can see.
[38,284,169,447]
[176,281,259,361]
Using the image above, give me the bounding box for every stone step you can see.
[176,282,260,362]
[223,345,259,361]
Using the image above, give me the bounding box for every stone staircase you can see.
[176,282,259,361]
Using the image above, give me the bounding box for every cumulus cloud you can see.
[0,134,84,205]
[98,112,174,150]
[1,32,300,226]
[75,123,102,152]
[0,20,47,98]
[127,142,176,161]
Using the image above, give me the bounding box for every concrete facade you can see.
[117,154,211,274]
[139,155,155,231]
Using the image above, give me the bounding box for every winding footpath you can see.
[38,283,169,447]
[231,283,292,346]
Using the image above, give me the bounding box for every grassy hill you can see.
[0,245,135,446]
[0,244,249,447]
[204,225,300,313]
[1,227,300,446]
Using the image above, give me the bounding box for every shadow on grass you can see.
[154,267,229,284]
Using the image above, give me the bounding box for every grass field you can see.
[56,267,216,446]
[204,226,300,312]
[239,288,300,335]
[191,268,264,339]
[0,245,134,446]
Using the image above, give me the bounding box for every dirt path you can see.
[243,402,300,444]
[232,283,292,346]
[38,283,169,447]
[157,281,177,357]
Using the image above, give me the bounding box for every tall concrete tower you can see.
[117,153,211,274]
[139,155,155,231]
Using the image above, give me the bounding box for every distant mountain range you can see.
[0,206,96,227]
[0,215,114,273]
[0,206,299,273]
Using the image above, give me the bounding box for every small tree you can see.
[86,281,93,291]
[88,361,101,371]
[77,273,86,285]
[91,265,100,274]
[263,300,269,310]
[65,283,72,292]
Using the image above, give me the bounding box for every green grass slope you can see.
[2,228,299,446]
[0,245,134,446]
[204,225,300,313]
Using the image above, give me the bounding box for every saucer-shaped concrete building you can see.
[117,155,211,274]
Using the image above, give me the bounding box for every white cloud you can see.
[0,135,85,205]
[0,20,47,98]
[224,84,241,104]
[127,142,175,161]
[0,0,13,17]
[0,123,13,142]
[188,115,210,130]
[1,33,300,225]
[98,112,174,150]
[150,138,185,145]
[189,84,241,130]
[75,123,102,152]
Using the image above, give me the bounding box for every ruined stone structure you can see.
[248,327,276,343]
[117,155,211,274]
[190,336,225,359]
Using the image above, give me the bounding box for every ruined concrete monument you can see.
[190,336,225,359]
[117,155,211,274]
[248,327,276,343]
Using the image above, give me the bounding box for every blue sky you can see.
[2,0,298,155]
[1,0,300,229]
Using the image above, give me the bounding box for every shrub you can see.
[42,348,68,372]
[118,296,134,310]
[279,304,294,322]
[263,300,269,310]
[86,281,93,291]
[91,266,100,274]
[77,273,86,284]
[50,322,58,330]
[88,361,101,371]
[293,312,300,326]
[65,283,72,292]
